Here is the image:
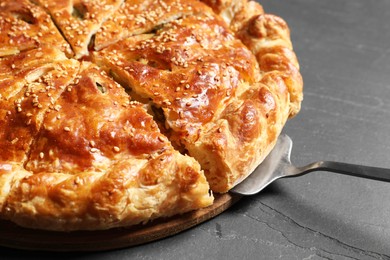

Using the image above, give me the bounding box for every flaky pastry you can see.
[0,0,302,231]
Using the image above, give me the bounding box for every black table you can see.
[2,0,390,259]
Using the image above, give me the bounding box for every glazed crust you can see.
[0,0,72,57]
[202,0,303,116]
[94,0,208,51]
[93,0,302,192]
[0,56,212,231]
[197,0,303,190]
[34,0,124,58]
[0,0,302,230]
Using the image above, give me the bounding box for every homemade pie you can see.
[0,0,303,231]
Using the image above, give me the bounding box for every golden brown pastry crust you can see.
[34,0,124,58]
[0,48,79,163]
[0,0,72,57]
[93,0,302,192]
[94,0,207,51]
[0,56,212,231]
[0,0,302,230]
[203,0,303,116]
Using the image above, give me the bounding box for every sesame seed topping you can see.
[90,148,99,153]
[64,126,71,132]
[113,146,120,152]
[179,111,184,118]
[39,152,44,159]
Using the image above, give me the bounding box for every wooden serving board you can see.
[0,193,240,252]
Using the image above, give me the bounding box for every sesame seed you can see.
[113,146,120,152]
[39,152,44,159]
[89,140,96,147]
[90,148,99,153]
[64,126,71,132]
[158,136,165,142]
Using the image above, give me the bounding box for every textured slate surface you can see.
[2,0,390,259]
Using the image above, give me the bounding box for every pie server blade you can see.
[231,134,390,195]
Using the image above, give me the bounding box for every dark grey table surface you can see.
[2,0,390,259]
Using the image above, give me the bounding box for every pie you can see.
[0,0,303,231]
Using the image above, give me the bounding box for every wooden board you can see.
[0,193,240,252]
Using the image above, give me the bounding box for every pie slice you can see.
[34,0,124,58]
[94,0,207,50]
[1,62,212,231]
[0,47,80,216]
[0,0,72,57]
[93,9,298,192]
[0,47,80,163]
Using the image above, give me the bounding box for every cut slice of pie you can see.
[0,47,80,217]
[0,47,80,163]
[1,61,212,231]
[92,9,299,192]
[34,0,124,58]
[94,0,207,50]
[0,0,72,57]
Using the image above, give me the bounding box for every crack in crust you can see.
[0,0,303,230]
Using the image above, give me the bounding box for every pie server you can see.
[231,134,390,195]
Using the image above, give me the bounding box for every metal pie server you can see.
[231,134,390,195]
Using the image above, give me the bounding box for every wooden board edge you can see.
[0,193,241,252]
